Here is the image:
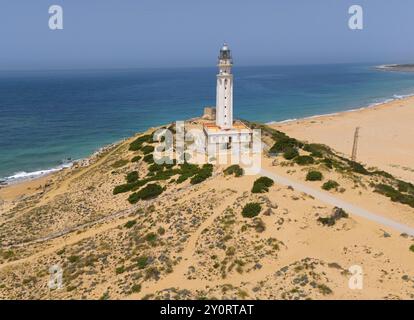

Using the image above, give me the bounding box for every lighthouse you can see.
[201,43,252,154]
[216,43,233,129]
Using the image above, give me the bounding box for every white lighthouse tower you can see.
[201,43,252,154]
[216,43,233,129]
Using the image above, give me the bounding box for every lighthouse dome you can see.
[219,43,232,60]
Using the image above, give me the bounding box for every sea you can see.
[1,63,414,183]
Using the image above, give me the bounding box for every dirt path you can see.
[260,168,414,236]
[130,191,241,299]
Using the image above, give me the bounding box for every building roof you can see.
[203,121,251,135]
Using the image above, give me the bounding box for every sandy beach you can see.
[270,96,414,183]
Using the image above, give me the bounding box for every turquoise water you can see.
[1,64,414,181]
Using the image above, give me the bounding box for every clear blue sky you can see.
[1,0,413,70]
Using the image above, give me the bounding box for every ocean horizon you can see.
[1,63,414,182]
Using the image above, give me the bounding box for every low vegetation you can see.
[126,171,139,183]
[129,134,153,151]
[224,165,244,177]
[141,145,155,155]
[190,164,213,185]
[294,155,315,165]
[128,183,164,204]
[317,207,348,226]
[242,202,262,218]
[322,180,339,191]
[374,184,414,208]
[306,171,323,181]
[252,176,274,193]
[111,159,128,168]
[283,148,299,160]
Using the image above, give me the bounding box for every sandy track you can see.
[260,168,414,236]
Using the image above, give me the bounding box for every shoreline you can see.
[266,92,414,126]
[0,140,125,187]
[270,95,414,183]
[2,92,414,190]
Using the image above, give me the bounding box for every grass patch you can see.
[111,159,128,168]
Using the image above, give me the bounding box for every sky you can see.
[1,0,414,70]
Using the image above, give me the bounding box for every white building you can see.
[203,43,253,154]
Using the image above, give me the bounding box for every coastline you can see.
[270,95,414,183]
[2,92,414,196]
[0,140,125,186]
[266,92,414,126]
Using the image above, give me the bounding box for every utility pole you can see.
[351,127,360,161]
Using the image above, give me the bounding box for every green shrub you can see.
[128,183,163,204]
[294,155,315,165]
[283,147,299,160]
[242,203,262,218]
[113,183,134,195]
[131,155,142,163]
[317,216,336,226]
[322,180,339,191]
[124,220,137,228]
[306,171,323,181]
[150,169,178,181]
[269,137,302,154]
[322,158,333,169]
[68,255,80,263]
[148,163,164,172]
[113,179,148,195]
[251,176,274,193]
[374,184,414,208]
[190,164,213,185]
[131,284,141,293]
[129,134,152,151]
[224,165,244,177]
[318,284,333,295]
[347,160,370,175]
[136,256,149,269]
[126,171,139,183]
[141,145,155,155]
[410,245,414,253]
[318,207,348,226]
[145,232,157,243]
[115,265,125,274]
[398,180,414,194]
[303,143,331,157]
[111,159,128,168]
[176,163,200,183]
[143,154,154,163]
